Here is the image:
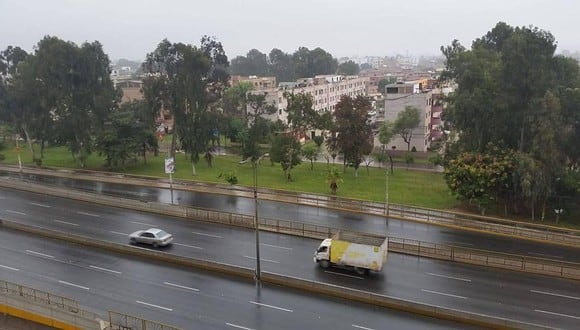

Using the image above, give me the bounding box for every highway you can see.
[0,228,465,330]
[1,187,579,328]
[6,172,580,262]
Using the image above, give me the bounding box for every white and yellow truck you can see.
[313,231,388,275]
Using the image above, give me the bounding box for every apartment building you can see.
[230,75,277,89]
[249,75,369,139]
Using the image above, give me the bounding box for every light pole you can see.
[384,167,389,216]
[253,159,261,281]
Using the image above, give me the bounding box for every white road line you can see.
[243,255,279,264]
[25,250,55,259]
[426,272,471,282]
[89,265,122,274]
[531,290,580,300]
[163,282,199,292]
[58,280,89,290]
[131,221,156,227]
[421,289,467,299]
[136,300,173,312]
[6,210,26,216]
[535,309,580,320]
[528,252,563,259]
[110,231,129,236]
[0,264,20,271]
[260,243,292,250]
[54,220,79,226]
[77,211,100,217]
[191,231,222,239]
[352,325,375,330]
[324,270,364,280]
[250,301,293,312]
[29,202,51,208]
[226,323,254,330]
[173,243,203,250]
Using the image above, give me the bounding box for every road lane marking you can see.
[250,301,293,312]
[421,289,467,299]
[110,231,129,236]
[136,300,173,312]
[58,280,89,290]
[89,265,122,274]
[0,264,20,271]
[243,256,279,264]
[131,221,157,227]
[352,325,374,330]
[29,202,51,208]
[77,211,100,218]
[226,323,254,330]
[535,309,580,320]
[527,252,563,259]
[173,243,203,250]
[191,231,222,239]
[324,270,364,280]
[531,290,580,300]
[426,272,471,282]
[163,282,199,292]
[6,210,26,216]
[54,220,79,226]
[25,250,55,259]
[260,243,292,250]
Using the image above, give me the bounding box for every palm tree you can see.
[326,167,343,195]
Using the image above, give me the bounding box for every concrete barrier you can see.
[0,218,551,330]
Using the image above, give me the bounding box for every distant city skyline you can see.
[1,0,579,62]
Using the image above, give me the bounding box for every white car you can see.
[129,228,173,247]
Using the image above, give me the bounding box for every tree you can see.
[337,60,359,75]
[230,49,269,76]
[329,95,374,177]
[326,167,343,194]
[378,121,395,173]
[143,37,229,176]
[440,22,580,217]
[301,140,318,169]
[292,47,338,78]
[377,77,397,94]
[95,100,158,169]
[268,48,295,82]
[393,106,420,151]
[270,134,301,181]
[284,92,319,138]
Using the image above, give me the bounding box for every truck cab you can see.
[313,238,332,268]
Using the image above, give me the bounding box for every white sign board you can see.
[164,157,175,174]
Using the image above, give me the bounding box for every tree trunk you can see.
[191,161,196,176]
[22,125,37,162]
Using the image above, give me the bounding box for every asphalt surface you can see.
[0,187,579,329]
[6,172,580,263]
[0,228,468,330]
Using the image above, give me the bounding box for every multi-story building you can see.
[230,75,277,89]
[384,81,429,152]
[249,75,369,139]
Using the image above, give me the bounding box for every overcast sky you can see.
[1,0,579,62]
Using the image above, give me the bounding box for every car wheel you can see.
[320,260,330,269]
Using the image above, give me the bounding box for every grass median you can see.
[2,144,457,209]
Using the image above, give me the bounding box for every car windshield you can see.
[155,230,169,237]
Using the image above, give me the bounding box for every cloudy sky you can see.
[1,0,578,61]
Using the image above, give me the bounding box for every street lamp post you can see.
[384,167,390,216]
[252,153,269,282]
[253,160,261,281]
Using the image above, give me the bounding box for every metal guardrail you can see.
[108,311,182,330]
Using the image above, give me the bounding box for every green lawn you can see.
[2,143,458,209]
